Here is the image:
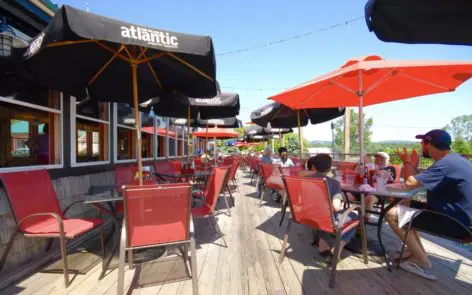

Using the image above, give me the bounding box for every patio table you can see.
[341,183,421,271]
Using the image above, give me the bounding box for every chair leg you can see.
[226,185,235,207]
[183,244,189,263]
[190,238,199,295]
[117,222,127,295]
[329,234,341,288]
[128,249,134,269]
[59,233,70,288]
[211,214,227,247]
[259,188,265,207]
[396,225,412,269]
[279,219,292,263]
[279,201,288,227]
[222,192,231,217]
[255,176,261,193]
[0,228,19,272]
[100,223,106,268]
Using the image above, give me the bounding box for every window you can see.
[141,113,154,159]
[115,103,157,162]
[71,98,110,165]
[0,90,62,170]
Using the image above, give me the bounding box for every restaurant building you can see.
[0,1,188,276]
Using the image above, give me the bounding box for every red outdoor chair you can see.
[0,170,104,288]
[249,157,261,185]
[396,210,472,270]
[338,161,357,172]
[227,158,241,188]
[257,163,285,206]
[117,183,197,295]
[191,167,229,247]
[279,176,367,288]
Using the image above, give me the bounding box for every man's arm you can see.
[403,162,422,188]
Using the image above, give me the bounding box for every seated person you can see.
[346,152,396,219]
[273,147,295,167]
[261,147,274,164]
[387,130,472,275]
[200,151,213,163]
[308,154,359,259]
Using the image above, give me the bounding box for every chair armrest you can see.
[411,209,472,238]
[154,172,181,181]
[338,205,361,228]
[192,198,212,211]
[17,212,64,234]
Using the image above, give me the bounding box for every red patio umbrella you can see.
[192,128,239,139]
[270,55,472,166]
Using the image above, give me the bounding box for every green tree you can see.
[444,114,472,141]
[444,114,472,155]
[333,109,374,153]
[284,133,309,155]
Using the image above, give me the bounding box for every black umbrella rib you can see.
[88,45,125,85]
[166,52,214,82]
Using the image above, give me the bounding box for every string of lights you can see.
[216,16,364,56]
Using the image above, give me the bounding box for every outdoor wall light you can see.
[0,16,29,58]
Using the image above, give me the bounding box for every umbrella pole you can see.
[297,110,303,159]
[187,105,191,163]
[131,63,143,185]
[358,70,365,171]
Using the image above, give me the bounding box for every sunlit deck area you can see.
[2,169,472,295]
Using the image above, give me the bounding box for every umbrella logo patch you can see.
[194,97,221,105]
[121,26,178,49]
[25,32,45,57]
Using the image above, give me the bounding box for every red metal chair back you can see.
[260,163,280,182]
[283,176,336,234]
[280,166,304,177]
[203,167,228,211]
[123,183,192,247]
[339,161,357,171]
[170,160,182,172]
[0,170,63,231]
[228,159,240,181]
[193,157,204,171]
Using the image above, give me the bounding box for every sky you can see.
[57,0,472,142]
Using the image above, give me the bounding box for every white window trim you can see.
[70,97,111,167]
[0,93,64,173]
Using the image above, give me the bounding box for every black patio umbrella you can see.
[365,0,472,45]
[245,125,292,137]
[21,5,218,183]
[250,102,345,128]
[171,116,242,128]
[144,91,240,120]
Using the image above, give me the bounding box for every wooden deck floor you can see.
[2,169,472,295]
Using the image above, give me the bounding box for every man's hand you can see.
[396,148,419,168]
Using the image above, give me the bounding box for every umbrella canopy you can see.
[22,5,217,102]
[250,102,345,128]
[21,5,218,184]
[146,91,240,119]
[365,0,472,45]
[192,128,239,139]
[171,116,242,128]
[245,125,292,136]
[270,55,472,109]
[270,55,472,166]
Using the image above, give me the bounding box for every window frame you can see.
[0,93,64,173]
[70,97,111,167]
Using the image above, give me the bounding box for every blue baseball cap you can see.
[415,129,451,150]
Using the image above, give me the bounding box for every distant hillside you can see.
[375,140,416,145]
[310,140,332,145]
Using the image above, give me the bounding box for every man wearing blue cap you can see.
[385,129,472,279]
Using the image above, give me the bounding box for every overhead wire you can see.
[216,16,364,56]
